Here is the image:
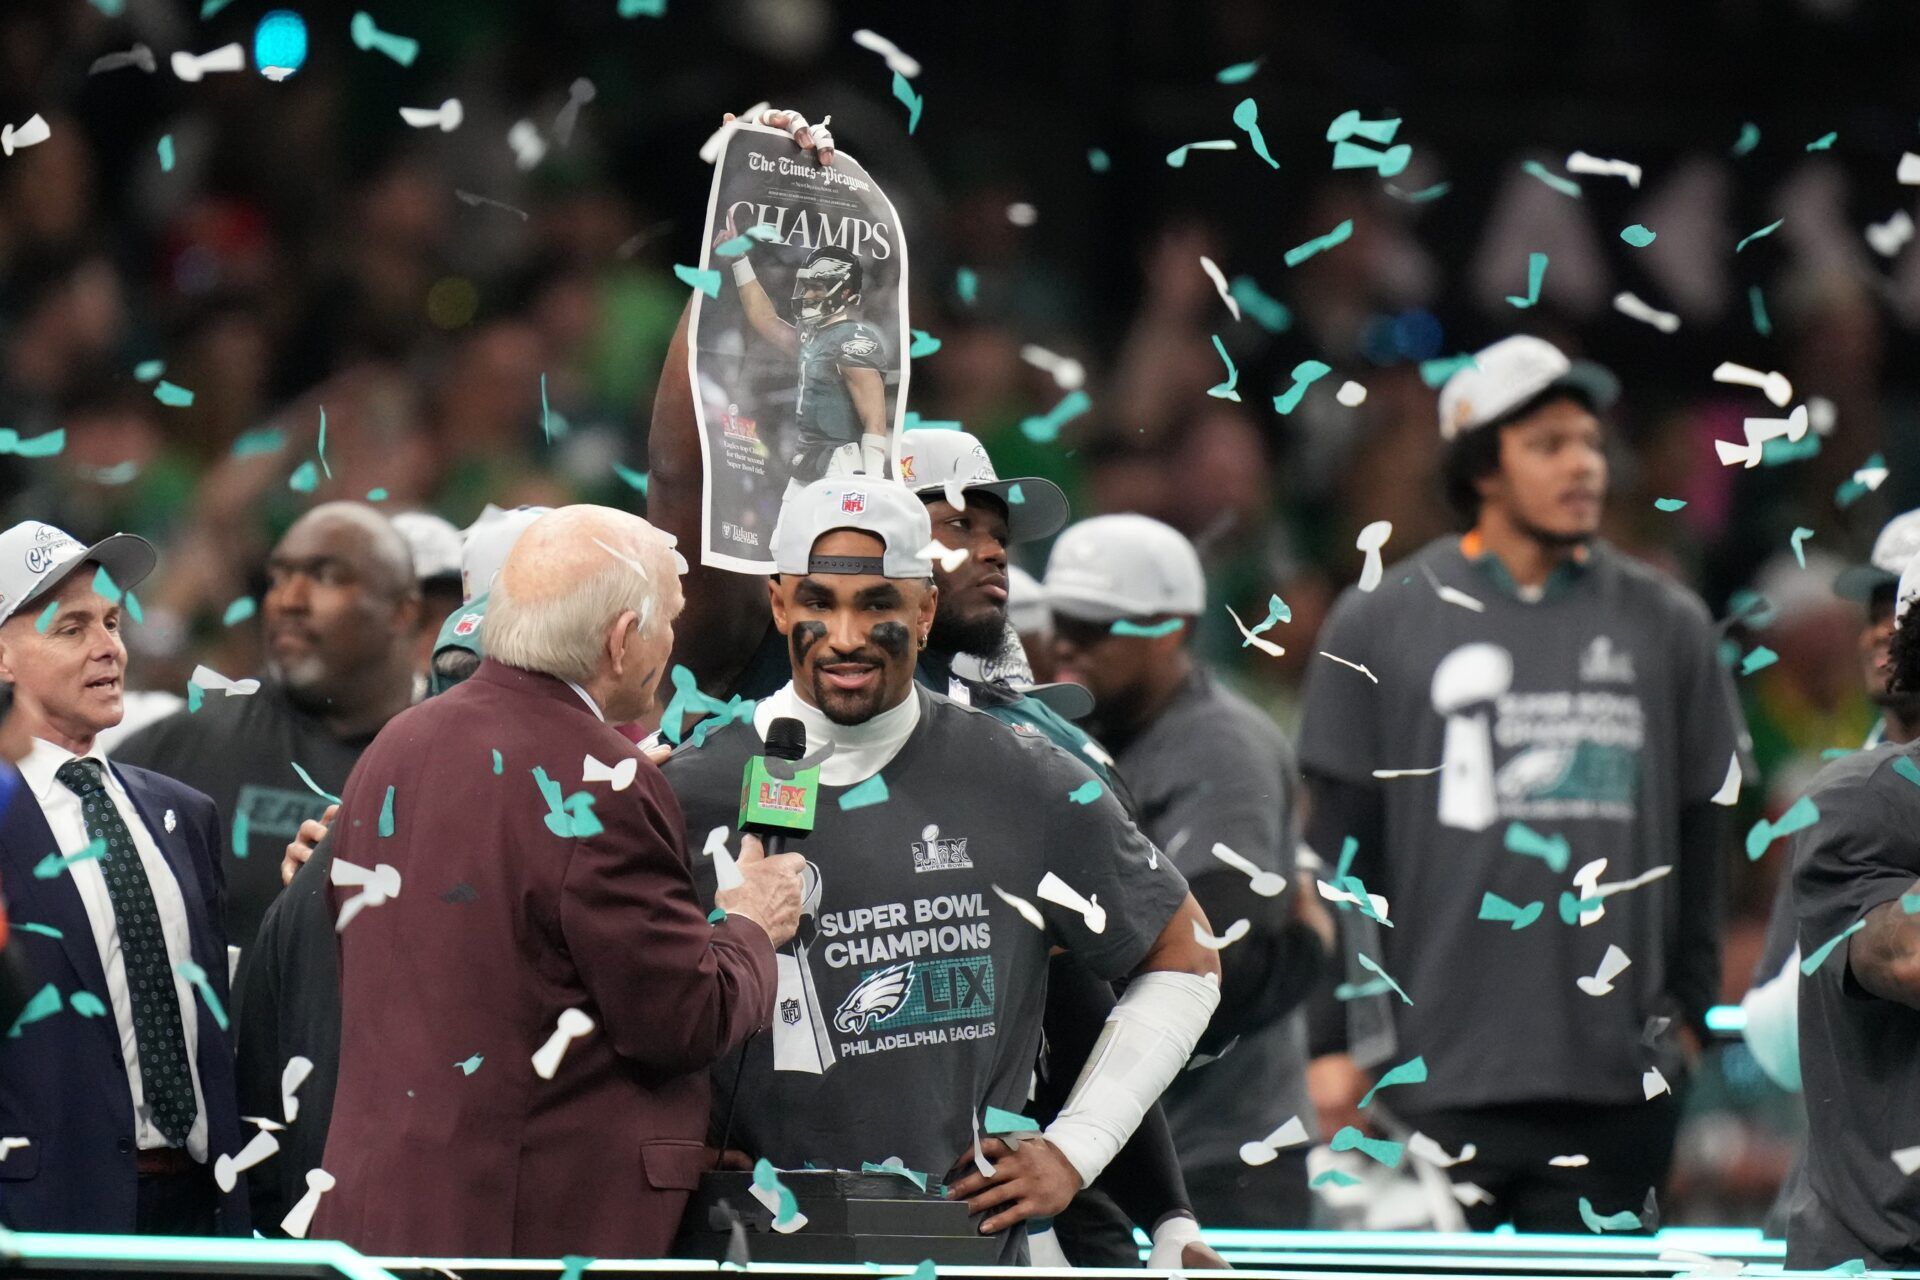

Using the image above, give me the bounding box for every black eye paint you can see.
[792,620,828,661]
[870,621,911,657]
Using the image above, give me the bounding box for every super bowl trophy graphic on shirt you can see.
[1432,642,1514,832]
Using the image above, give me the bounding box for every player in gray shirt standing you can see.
[1297,335,1743,1231]
[1045,514,1332,1226]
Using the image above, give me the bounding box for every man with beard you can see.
[1298,335,1743,1230]
[114,502,420,954]
[659,478,1220,1263]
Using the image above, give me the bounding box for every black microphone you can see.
[738,717,815,858]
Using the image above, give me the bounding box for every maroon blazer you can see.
[314,660,775,1258]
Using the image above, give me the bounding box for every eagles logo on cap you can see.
[453,612,482,637]
[841,491,867,515]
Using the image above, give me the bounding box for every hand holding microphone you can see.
[717,834,805,947]
[717,717,817,947]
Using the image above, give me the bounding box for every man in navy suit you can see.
[0,521,246,1236]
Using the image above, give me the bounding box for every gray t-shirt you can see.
[1296,537,1739,1109]
[1107,668,1311,1175]
[1789,741,1920,1271]
[660,687,1189,1188]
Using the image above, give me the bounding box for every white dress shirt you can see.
[21,737,209,1159]
[563,678,605,722]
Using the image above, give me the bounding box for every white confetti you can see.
[1210,841,1285,896]
[281,1056,314,1124]
[170,43,245,82]
[1643,1067,1671,1100]
[1335,380,1368,407]
[1193,917,1252,950]
[851,29,921,78]
[215,1129,281,1192]
[1893,1145,1920,1176]
[399,98,464,132]
[531,1007,594,1080]
[1199,256,1241,321]
[1711,361,1793,408]
[1867,210,1914,259]
[1238,1115,1309,1166]
[1711,754,1742,806]
[1036,871,1106,934]
[992,883,1047,930]
[1715,404,1809,469]
[1318,651,1378,683]
[1019,344,1087,391]
[1356,521,1393,592]
[1006,202,1038,227]
[280,1168,335,1238]
[1373,765,1444,778]
[1565,150,1642,188]
[0,114,50,157]
[704,826,744,891]
[1549,1154,1590,1168]
[331,857,401,932]
[583,753,639,792]
[1576,944,1632,997]
[1225,604,1285,657]
[508,119,548,171]
[1316,878,1391,924]
[917,540,969,574]
[1613,292,1680,334]
[1899,152,1920,186]
[0,1137,29,1161]
[1452,1182,1495,1206]
[1407,1132,1477,1167]
[971,1106,997,1177]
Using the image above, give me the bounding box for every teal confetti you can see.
[1067,780,1103,805]
[13,922,62,939]
[91,0,126,13]
[1334,977,1392,1001]
[289,761,342,805]
[1802,919,1867,976]
[658,665,757,747]
[33,601,59,634]
[1019,389,1091,444]
[187,682,205,713]
[860,1159,929,1193]
[1336,873,1391,927]
[1836,452,1885,509]
[1654,498,1687,512]
[909,329,942,358]
[34,838,107,880]
[1311,1169,1361,1188]
[1505,251,1548,309]
[617,0,666,13]
[1579,1196,1642,1233]
[903,411,963,432]
[1736,218,1784,253]
[1558,891,1603,925]
[1240,594,1289,647]
[1232,98,1279,170]
[1419,354,1477,387]
[93,565,122,604]
[1750,285,1772,337]
[0,428,66,459]
[134,360,165,382]
[1229,276,1291,332]
[1740,645,1779,676]
[125,592,143,625]
[232,810,250,857]
[1503,821,1569,874]
[1387,181,1452,203]
[287,460,319,493]
[1746,794,1820,860]
[1620,224,1656,247]
[1284,219,1353,267]
[674,264,721,298]
[984,1106,1040,1134]
[1358,1054,1426,1108]
[1215,58,1263,84]
[1894,757,1920,790]
[176,958,228,1031]
[1790,526,1815,568]
[752,1158,805,1228]
[708,906,728,924]
[231,427,286,458]
[838,774,891,811]
[1732,122,1761,157]
[1523,160,1581,198]
[379,786,396,837]
[366,488,388,502]
[1273,360,1331,414]
[1087,148,1110,173]
[153,381,195,407]
[158,134,175,172]
[1331,1125,1404,1168]
[955,268,978,305]
[69,990,108,1018]
[1111,618,1184,638]
[1207,334,1240,401]
[1007,483,1025,504]
[1824,1262,1867,1277]
[1334,835,1358,882]
[1763,435,1819,467]
[200,0,234,15]
[351,11,419,65]
[1355,952,1411,1004]
[456,1055,484,1075]
[223,596,257,626]
[6,984,61,1038]
[1806,131,1837,152]
[536,769,603,838]
[492,749,504,775]
[891,71,924,134]
[612,463,650,495]
[317,407,330,477]
[1479,892,1543,930]
[1903,891,1920,914]
[540,373,553,444]
[80,460,140,485]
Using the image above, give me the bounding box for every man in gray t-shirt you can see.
[1298,336,1742,1231]
[1045,514,1329,1227]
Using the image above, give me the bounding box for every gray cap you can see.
[391,511,464,584]
[1007,564,1050,634]
[1044,513,1204,622]
[771,479,934,579]
[462,505,552,603]
[899,429,1069,545]
[0,521,156,627]
[1437,335,1618,441]
[1836,507,1920,602]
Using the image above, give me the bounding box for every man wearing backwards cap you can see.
[1786,556,1920,1271]
[1046,514,1330,1227]
[660,477,1221,1262]
[1297,335,1744,1230]
[0,521,247,1235]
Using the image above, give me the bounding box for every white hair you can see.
[482,529,679,684]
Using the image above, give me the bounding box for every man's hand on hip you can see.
[945,1137,1081,1236]
[715,833,805,947]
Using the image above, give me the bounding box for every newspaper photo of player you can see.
[690,116,910,572]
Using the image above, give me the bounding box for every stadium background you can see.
[5,0,1918,1229]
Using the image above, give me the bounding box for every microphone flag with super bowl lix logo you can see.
[687,119,911,573]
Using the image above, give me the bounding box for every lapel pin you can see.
[164,809,177,833]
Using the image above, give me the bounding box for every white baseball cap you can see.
[0,521,156,627]
[1044,514,1204,622]
[1837,507,1920,602]
[898,429,1069,545]
[462,505,552,603]
[390,511,463,584]
[1437,335,1619,441]
[771,479,934,579]
[1007,564,1050,634]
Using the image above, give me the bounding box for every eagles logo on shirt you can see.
[832,961,915,1034]
[840,336,880,360]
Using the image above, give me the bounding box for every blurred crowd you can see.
[4,0,1919,1230]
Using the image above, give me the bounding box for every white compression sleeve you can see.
[731,258,757,286]
[860,433,890,477]
[1042,970,1220,1188]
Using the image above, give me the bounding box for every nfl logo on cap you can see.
[841,491,867,515]
[453,612,482,637]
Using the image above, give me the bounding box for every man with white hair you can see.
[314,506,803,1258]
